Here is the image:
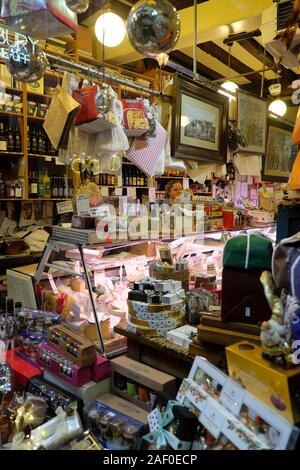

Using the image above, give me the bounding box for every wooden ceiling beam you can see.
[169,50,225,82]
[238,37,297,87]
[198,41,263,90]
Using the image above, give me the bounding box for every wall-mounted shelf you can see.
[27,116,45,122]
[0,111,23,117]
[0,151,23,157]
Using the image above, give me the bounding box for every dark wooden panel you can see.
[239,37,297,87]
[198,41,263,90]
[169,50,225,81]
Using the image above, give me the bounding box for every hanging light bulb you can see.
[268,99,287,117]
[156,53,169,67]
[218,81,239,102]
[95,3,126,48]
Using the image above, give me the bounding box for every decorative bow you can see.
[143,400,191,450]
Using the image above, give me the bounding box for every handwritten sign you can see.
[56,200,73,215]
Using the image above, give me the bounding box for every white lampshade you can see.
[268,99,287,117]
[218,81,239,102]
[221,81,239,93]
[95,11,126,48]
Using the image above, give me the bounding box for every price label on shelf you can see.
[183,178,189,189]
[200,402,225,439]
[56,200,73,214]
[149,187,156,203]
[45,156,52,162]
[101,187,109,197]
[115,187,123,196]
[47,273,59,295]
[127,187,136,199]
[220,379,245,416]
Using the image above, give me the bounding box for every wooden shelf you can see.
[27,91,52,99]
[0,198,24,201]
[0,87,23,94]
[29,153,58,159]
[0,110,23,117]
[27,115,45,121]
[0,151,23,157]
[28,198,70,201]
[155,176,187,179]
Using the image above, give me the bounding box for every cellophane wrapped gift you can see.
[1,0,78,39]
[7,405,83,450]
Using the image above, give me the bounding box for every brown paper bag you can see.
[43,86,80,149]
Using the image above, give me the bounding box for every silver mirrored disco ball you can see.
[127,0,180,58]
[95,84,115,114]
[66,0,89,14]
[5,40,47,83]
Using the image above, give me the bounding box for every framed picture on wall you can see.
[237,90,267,154]
[263,118,293,181]
[171,77,228,163]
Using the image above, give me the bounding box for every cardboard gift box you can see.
[221,267,272,324]
[226,342,300,424]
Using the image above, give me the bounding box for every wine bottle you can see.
[14,125,21,153]
[132,167,137,186]
[30,171,38,198]
[43,168,51,198]
[31,127,38,154]
[0,172,5,198]
[7,124,14,152]
[38,170,44,197]
[15,180,22,198]
[0,122,7,151]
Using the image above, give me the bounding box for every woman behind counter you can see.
[164,180,183,203]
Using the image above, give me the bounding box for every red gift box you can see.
[6,348,42,388]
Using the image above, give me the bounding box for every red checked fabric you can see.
[126,121,168,177]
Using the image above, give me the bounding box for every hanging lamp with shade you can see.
[219,45,239,102]
[95,0,126,48]
[268,68,287,118]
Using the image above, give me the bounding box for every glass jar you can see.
[38,103,48,118]
[123,424,138,450]
[110,417,124,448]
[14,96,23,114]
[28,101,37,117]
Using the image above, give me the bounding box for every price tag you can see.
[220,379,245,416]
[101,186,109,197]
[74,260,80,276]
[76,195,90,216]
[47,273,59,295]
[127,187,136,199]
[115,187,123,196]
[45,155,52,162]
[199,402,225,439]
[0,340,6,364]
[56,200,73,215]
[148,187,156,203]
[55,158,65,165]
[183,178,189,189]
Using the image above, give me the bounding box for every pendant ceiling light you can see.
[219,46,239,101]
[95,0,126,48]
[268,99,287,117]
[268,70,287,118]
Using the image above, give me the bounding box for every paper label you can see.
[45,155,52,162]
[56,200,73,215]
[101,186,109,197]
[0,340,6,363]
[74,260,80,276]
[115,187,123,196]
[183,178,189,189]
[127,187,136,199]
[220,379,245,416]
[0,217,17,236]
[200,402,225,439]
[47,273,59,295]
[148,187,156,203]
[76,195,90,216]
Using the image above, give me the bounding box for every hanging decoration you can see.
[95,83,114,115]
[66,0,89,14]
[5,39,47,83]
[127,0,180,58]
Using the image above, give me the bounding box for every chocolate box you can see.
[226,342,300,424]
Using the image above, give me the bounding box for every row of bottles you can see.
[0,173,23,198]
[0,121,22,153]
[29,171,73,199]
[94,173,116,186]
[27,124,57,156]
[122,166,147,187]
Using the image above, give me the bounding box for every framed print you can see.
[171,77,228,163]
[263,118,292,181]
[237,90,267,154]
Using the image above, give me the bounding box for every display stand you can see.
[34,235,106,357]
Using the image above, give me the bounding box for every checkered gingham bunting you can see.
[126,121,168,177]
